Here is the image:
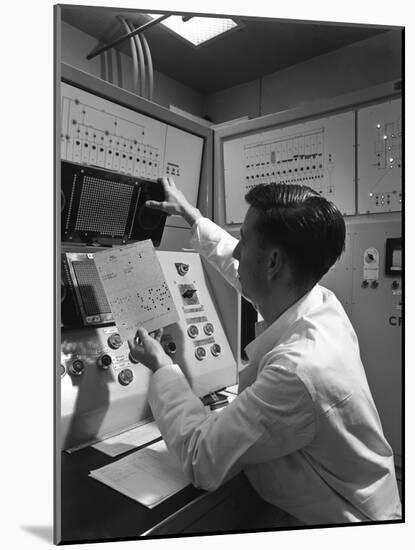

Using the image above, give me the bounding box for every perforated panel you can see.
[75,176,134,236]
[72,260,111,316]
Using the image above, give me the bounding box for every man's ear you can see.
[267,247,284,280]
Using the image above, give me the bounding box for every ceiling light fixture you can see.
[146,14,239,46]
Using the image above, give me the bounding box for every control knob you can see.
[164,341,177,355]
[175,263,190,276]
[118,368,134,386]
[211,344,221,357]
[182,288,197,299]
[97,354,112,370]
[195,347,206,361]
[204,323,214,336]
[187,325,199,339]
[69,359,85,376]
[108,333,122,349]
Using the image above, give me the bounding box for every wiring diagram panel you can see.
[357,99,402,214]
[223,111,355,224]
[60,83,203,208]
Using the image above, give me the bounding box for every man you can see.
[128,177,401,525]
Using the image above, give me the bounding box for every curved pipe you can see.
[141,33,154,101]
[118,16,139,94]
[126,20,146,98]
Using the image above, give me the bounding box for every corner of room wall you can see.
[60,20,205,118]
[205,28,402,124]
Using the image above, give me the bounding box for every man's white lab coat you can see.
[148,217,401,525]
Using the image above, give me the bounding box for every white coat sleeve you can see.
[189,217,242,294]
[148,361,316,491]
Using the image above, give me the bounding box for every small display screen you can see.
[62,252,115,326]
[385,237,402,275]
[72,260,111,316]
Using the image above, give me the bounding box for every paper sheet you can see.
[91,421,162,457]
[89,440,189,508]
[93,240,179,341]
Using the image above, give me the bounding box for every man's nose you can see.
[232,242,240,260]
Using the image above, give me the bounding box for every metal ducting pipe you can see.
[126,19,146,98]
[117,16,139,95]
[140,33,154,101]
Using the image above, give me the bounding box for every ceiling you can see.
[61,7,396,95]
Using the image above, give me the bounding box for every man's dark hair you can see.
[245,183,346,285]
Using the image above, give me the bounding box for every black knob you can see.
[204,323,214,336]
[361,280,369,288]
[211,344,221,357]
[97,354,112,369]
[371,280,379,289]
[187,325,199,339]
[166,341,177,355]
[175,263,189,276]
[118,369,134,386]
[129,352,140,364]
[182,288,197,299]
[70,359,85,376]
[392,280,400,290]
[108,333,122,350]
[195,347,206,361]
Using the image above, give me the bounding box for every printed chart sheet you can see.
[93,240,179,341]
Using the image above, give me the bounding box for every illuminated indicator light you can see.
[390,158,394,163]
[383,135,388,140]
[376,123,381,128]
[369,192,374,197]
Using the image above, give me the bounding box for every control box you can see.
[60,250,237,451]
[321,217,402,466]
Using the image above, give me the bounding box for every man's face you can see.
[232,206,270,303]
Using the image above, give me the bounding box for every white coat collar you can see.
[244,284,324,363]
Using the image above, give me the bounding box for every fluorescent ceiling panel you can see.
[147,14,238,46]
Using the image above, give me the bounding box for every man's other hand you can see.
[128,326,173,373]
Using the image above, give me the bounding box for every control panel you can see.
[60,325,152,451]
[223,110,355,223]
[60,250,237,451]
[158,251,236,398]
[357,98,402,213]
[61,82,204,210]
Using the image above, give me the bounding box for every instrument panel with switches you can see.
[60,250,237,451]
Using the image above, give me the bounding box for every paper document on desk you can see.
[92,421,162,457]
[93,240,179,341]
[89,440,189,508]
